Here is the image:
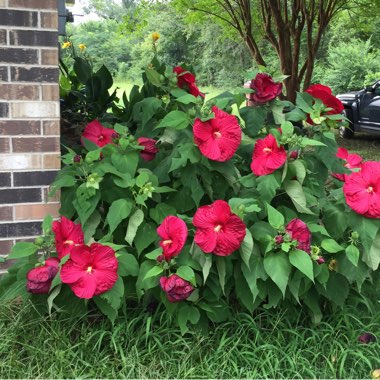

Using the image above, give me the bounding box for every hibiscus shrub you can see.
[2,61,380,332]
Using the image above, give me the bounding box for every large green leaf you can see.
[100,276,124,310]
[266,203,285,229]
[177,304,200,335]
[156,110,190,130]
[117,252,139,277]
[289,249,314,282]
[94,297,117,324]
[125,209,144,245]
[263,252,292,296]
[367,229,380,270]
[284,180,314,214]
[106,199,133,234]
[8,242,38,259]
[321,239,344,253]
[176,266,196,286]
[240,229,254,268]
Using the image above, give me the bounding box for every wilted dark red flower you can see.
[249,73,282,104]
[343,161,380,218]
[285,218,312,253]
[52,216,84,260]
[193,200,246,256]
[60,243,118,299]
[358,332,376,344]
[137,137,159,161]
[306,84,344,116]
[81,120,116,148]
[193,106,241,162]
[26,257,60,294]
[251,134,287,176]
[333,147,362,181]
[157,216,188,261]
[160,274,194,303]
[173,66,204,98]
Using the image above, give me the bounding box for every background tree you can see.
[176,0,376,100]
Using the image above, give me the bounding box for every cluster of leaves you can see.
[60,45,117,124]
[1,58,380,332]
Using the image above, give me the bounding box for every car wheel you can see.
[339,109,354,139]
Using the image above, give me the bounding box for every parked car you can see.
[337,80,380,138]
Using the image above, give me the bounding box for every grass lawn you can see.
[336,133,380,161]
[0,290,379,379]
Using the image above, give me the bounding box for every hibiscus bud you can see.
[73,154,82,163]
[86,173,103,190]
[351,231,360,241]
[160,274,194,303]
[157,254,165,263]
[137,137,159,161]
[289,151,298,160]
[358,333,376,344]
[26,258,59,294]
[317,257,325,265]
[34,236,44,246]
[274,235,284,245]
[111,132,120,142]
[161,94,170,104]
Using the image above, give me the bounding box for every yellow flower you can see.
[62,41,72,49]
[371,369,380,379]
[152,32,160,42]
[79,43,86,51]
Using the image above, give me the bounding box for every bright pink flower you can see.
[26,257,60,294]
[193,200,246,256]
[157,216,188,261]
[173,66,204,98]
[306,84,344,117]
[251,134,287,176]
[193,106,241,162]
[52,216,84,260]
[343,161,380,218]
[81,120,116,148]
[333,147,363,181]
[137,137,159,161]
[160,274,194,302]
[249,73,282,104]
[60,243,118,299]
[285,219,312,253]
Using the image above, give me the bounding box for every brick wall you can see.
[0,0,60,272]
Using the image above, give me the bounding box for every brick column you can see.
[0,0,61,270]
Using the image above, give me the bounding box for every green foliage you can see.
[313,38,380,93]
[4,54,380,333]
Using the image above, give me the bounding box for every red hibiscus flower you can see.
[251,134,287,176]
[26,257,60,294]
[157,216,188,261]
[249,73,283,104]
[52,216,84,260]
[173,66,204,98]
[306,84,344,116]
[137,137,159,161]
[193,106,241,162]
[333,147,363,181]
[160,274,194,303]
[60,243,118,299]
[81,120,116,148]
[285,219,312,253]
[193,200,246,256]
[343,161,380,218]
